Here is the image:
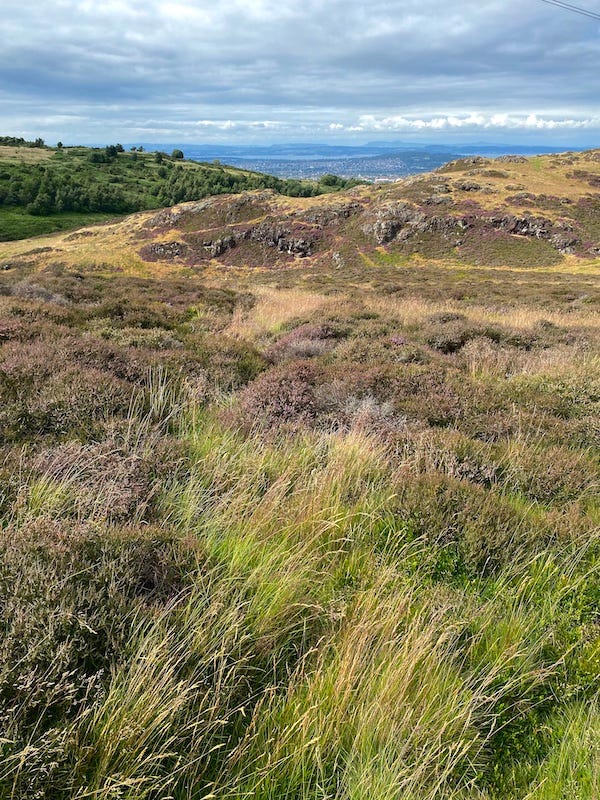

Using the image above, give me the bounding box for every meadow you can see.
[0,150,598,799]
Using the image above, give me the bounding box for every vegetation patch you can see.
[0,148,598,800]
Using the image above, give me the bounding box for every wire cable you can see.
[540,0,600,21]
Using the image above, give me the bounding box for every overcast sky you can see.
[1,0,599,145]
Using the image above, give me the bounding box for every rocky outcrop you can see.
[364,202,427,244]
[249,222,316,256]
[495,155,528,163]
[143,241,189,259]
[191,221,318,260]
[203,235,238,257]
[145,201,213,229]
[455,181,483,192]
[363,201,581,254]
[488,215,552,238]
[296,201,363,226]
[135,169,599,268]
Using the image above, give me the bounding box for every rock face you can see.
[141,191,591,265]
[362,202,582,254]
[296,201,363,226]
[204,235,238,257]
[365,202,426,244]
[195,223,317,259]
[496,155,528,163]
[143,241,189,260]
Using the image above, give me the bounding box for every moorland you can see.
[0,144,599,799]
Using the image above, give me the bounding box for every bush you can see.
[239,361,320,428]
[267,323,340,362]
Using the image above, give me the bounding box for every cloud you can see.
[348,113,600,133]
[0,0,599,143]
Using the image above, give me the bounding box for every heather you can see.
[0,152,599,799]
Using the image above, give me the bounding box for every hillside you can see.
[0,151,599,799]
[0,142,358,241]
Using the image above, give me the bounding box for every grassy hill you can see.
[0,150,599,799]
[0,142,358,241]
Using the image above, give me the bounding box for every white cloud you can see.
[351,113,600,133]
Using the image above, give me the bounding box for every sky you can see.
[0,0,599,146]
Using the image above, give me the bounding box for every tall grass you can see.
[0,286,598,798]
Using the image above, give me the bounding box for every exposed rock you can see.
[199,222,317,258]
[203,235,238,257]
[550,233,579,254]
[425,195,453,206]
[431,182,452,194]
[332,251,345,269]
[297,202,362,226]
[506,192,536,205]
[146,241,189,259]
[145,200,213,229]
[489,215,552,238]
[280,238,313,257]
[496,155,527,163]
[456,181,483,192]
[364,202,426,244]
[362,195,583,254]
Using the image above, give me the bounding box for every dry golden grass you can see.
[226,286,329,341]
[0,145,53,163]
[366,293,600,331]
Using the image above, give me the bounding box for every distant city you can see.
[132,142,590,182]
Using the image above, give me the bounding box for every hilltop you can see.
[0,150,598,799]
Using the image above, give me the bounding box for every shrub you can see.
[239,361,320,428]
[267,323,339,363]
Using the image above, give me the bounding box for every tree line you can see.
[0,145,362,217]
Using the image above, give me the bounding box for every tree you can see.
[57,141,63,150]
[172,149,184,160]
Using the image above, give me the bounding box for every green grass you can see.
[0,207,119,241]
